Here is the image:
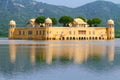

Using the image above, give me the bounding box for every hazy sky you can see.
[36,0,120,8]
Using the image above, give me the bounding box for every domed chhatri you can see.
[28,18,35,27]
[9,18,115,40]
[29,18,35,23]
[9,20,16,28]
[107,19,114,27]
[74,18,84,24]
[45,18,52,27]
[73,18,87,27]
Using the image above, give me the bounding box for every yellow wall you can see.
[9,27,114,40]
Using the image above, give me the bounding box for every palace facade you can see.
[9,18,115,40]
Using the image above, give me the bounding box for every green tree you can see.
[35,16,46,24]
[77,16,86,22]
[87,18,102,27]
[50,17,57,25]
[59,16,73,26]
[92,18,102,27]
[87,19,93,27]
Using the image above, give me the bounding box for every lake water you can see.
[0,38,120,80]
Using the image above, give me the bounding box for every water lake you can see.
[0,38,120,80]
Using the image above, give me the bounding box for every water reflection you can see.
[9,44,16,63]
[30,45,36,65]
[9,41,115,64]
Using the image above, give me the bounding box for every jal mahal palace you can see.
[9,18,115,40]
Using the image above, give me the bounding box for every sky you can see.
[36,0,120,8]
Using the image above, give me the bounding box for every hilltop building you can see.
[9,18,115,40]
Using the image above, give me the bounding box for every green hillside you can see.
[73,1,120,37]
[0,0,120,37]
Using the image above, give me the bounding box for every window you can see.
[23,31,25,35]
[73,37,75,40]
[84,37,86,40]
[70,37,72,40]
[89,37,91,40]
[81,37,84,40]
[36,31,39,35]
[43,30,45,35]
[67,37,69,40]
[19,31,21,35]
[78,30,86,35]
[62,37,65,40]
[28,31,32,35]
[39,31,41,35]
[95,37,97,40]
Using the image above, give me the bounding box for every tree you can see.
[92,18,102,27]
[35,16,46,24]
[87,18,102,27]
[59,16,73,26]
[87,19,93,27]
[77,16,86,22]
[50,17,57,25]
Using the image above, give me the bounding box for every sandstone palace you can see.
[9,18,114,40]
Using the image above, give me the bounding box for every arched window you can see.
[73,37,75,40]
[70,37,72,40]
[52,38,55,40]
[67,37,69,40]
[81,37,84,40]
[84,37,86,40]
[62,37,65,40]
[86,37,88,40]
[47,37,49,40]
[89,37,91,40]
[95,37,97,40]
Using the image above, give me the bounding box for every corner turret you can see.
[9,20,16,28]
[107,19,115,40]
[107,19,114,27]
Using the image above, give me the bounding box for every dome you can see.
[107,19,114,25]
[73,18,86,24]
[29,18,35,23]
[9,20,16,26]
[29,18,35,25]
[45,18,52,24]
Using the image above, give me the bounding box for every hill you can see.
[0,0,120,37]
[73,1,120,37]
